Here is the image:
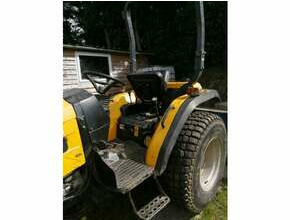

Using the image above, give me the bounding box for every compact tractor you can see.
[63,2,227,219]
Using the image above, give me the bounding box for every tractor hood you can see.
[63,99,76,122]
[63,99,86,177]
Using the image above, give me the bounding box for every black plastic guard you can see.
[63,88,109,156]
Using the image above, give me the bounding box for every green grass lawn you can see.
[192,183,227,220]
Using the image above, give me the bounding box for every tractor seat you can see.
[127,72,166,103]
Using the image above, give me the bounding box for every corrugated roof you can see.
[63,44,153,55]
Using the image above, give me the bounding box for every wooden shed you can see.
[63,45,151,94]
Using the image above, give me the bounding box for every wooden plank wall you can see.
[63,49,149,95]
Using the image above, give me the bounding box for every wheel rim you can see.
[199,137,223,192]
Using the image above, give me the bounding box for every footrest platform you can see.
[111,159,154,193]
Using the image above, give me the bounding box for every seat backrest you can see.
[136,66,175,82]
[127,72,166,102]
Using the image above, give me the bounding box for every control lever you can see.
[152,97,162,123]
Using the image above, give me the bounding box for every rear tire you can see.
[161,111,227,213]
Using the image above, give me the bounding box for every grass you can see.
[192,183,227,220]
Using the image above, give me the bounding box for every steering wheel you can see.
[82,71,125,94]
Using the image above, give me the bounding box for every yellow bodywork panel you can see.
[166,81,202,90]
[108,92,136,141]
[146,94,188,167]
[63,100,86,177]
[166,81,188,89]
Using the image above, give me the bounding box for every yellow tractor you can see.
[63,2,227,219]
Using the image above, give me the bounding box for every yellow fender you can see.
[146,89,221,175]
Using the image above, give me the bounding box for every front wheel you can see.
[161,111,227,213]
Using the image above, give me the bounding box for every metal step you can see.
[111,159,154,193]
[128,177,171,220]
[137,195,170,220]
[97,141,153,193]
[95,140,170,220]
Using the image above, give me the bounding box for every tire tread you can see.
[162,111,223,212]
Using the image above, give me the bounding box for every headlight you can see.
[63,170,84,201]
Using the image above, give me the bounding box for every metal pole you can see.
[193,1,206,82]
[123,2,137,74]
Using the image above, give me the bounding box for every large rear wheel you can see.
[161,111,227,213]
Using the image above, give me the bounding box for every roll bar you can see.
[192,1,206,82]
[123,2,137,74]
[123,1,206,81]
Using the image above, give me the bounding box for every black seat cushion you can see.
[127,72,166,102]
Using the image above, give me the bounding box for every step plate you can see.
[137,195,170,220]
[110,159,154,193]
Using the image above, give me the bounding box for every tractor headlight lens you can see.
[63,170,85,201]
[63,183,72,197]
[63,175,74,199]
